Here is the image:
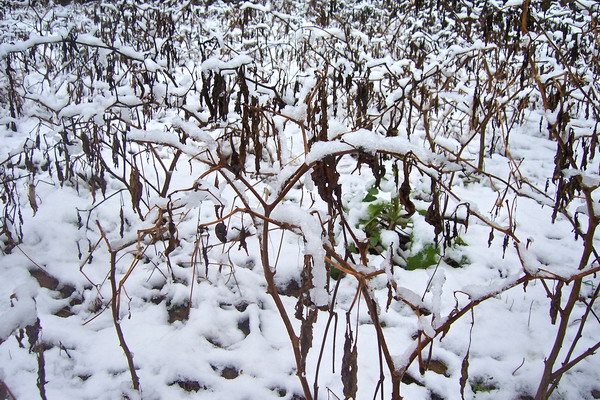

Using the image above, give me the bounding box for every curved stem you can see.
[97,222,140,392]
[258,216,313,400]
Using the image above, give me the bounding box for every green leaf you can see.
[405,244,439,270]
[330,265,343,280]
[369,231,382,248]
[362,187,379,202]
[367,202,386,218]
[455,236,468,246]
[347,242,358,254]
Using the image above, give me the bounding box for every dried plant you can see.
[0,0,598,399]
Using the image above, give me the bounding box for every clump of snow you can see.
[0,282,38,342]
[201,55,253,72]
[271,204,328,307]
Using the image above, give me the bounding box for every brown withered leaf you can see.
[212,73,227,120]
[28,183,38,215]
[299,308,317,370]
[550,281,563,325]
[55,161,64,183]
[398,160,415,217]
[236,227,250,254]
[81,132,91,157]
[425,190,443,238]
[165,218,180,257]
[311,155,341,206]
[319,83,328,141]
[201,73,215,118]
[119,207,125,238]
[25,318,41,353]
[354,152,384,188]
[295,255,315,319]
[487,228,494,247]
[229,148,242,177]
[459,348,470,400]
[129,167,143,214]
[215,222,227,243]
[342,328,358,399]
[355,80,370,128]
[502,234,510,258]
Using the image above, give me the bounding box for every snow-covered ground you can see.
[0,1,599,399]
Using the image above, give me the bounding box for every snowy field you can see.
[0,1,599,399]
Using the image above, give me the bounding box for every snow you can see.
[270,204,328,307]
[504,0,524,7]
[201,54,254,72]
[240,2,271,12]
[304,140,352,164]
[0,282,38,343]
[0,1,599,399]
[0,33,67,57]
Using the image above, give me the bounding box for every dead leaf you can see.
[129,167,143,214]
[342,327,358,399]
[28,184,38,215]
[215,222,227,243]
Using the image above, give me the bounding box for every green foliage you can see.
[329,264,344,280]
[471,377,497,393]
[355,184,412,258]
[355,185,472,271]
[454,236,468,247]
[362,187,379,202]
[406,244,439,270]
